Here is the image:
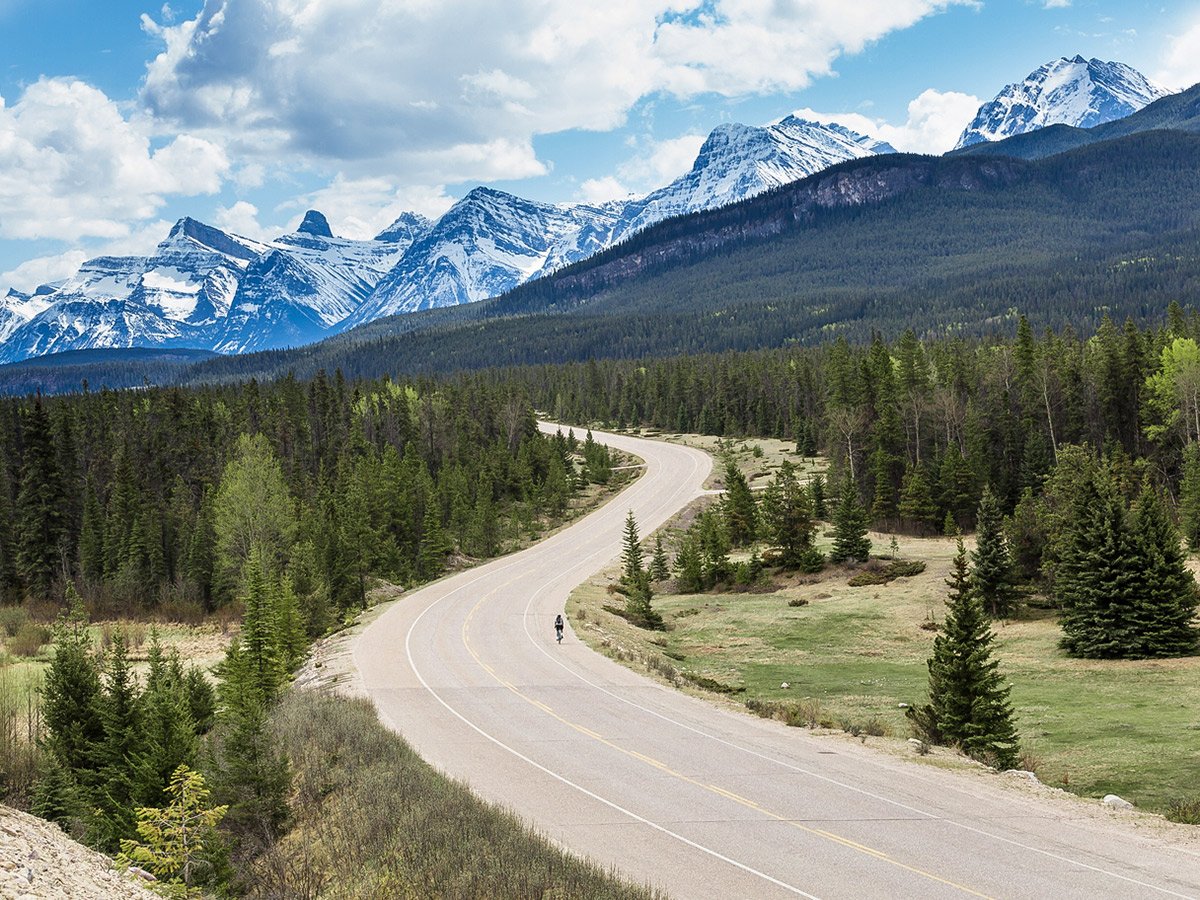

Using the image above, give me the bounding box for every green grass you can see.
[569,527,1200,817]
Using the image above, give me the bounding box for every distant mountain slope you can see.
[177,129,1200,386]
[0,347,218,395]
[954,80,1200,160]
[955,56,1170,149]
[346,118,894,324]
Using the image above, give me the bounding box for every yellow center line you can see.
[458,573,994,899]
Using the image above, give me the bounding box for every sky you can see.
[2,0,1200,293]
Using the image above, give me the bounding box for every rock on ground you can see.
[0,805,157,900]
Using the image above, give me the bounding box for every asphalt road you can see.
[354,425,1200,899]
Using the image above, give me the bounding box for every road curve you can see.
[354,425,1200,899]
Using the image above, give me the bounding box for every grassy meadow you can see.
[568,432,1200,818]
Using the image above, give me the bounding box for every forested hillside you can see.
[0,373,584,618]
[167,129,1200,388]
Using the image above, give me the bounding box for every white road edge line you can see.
[515,431,1199,900]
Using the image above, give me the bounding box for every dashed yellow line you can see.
[459,583,994,900]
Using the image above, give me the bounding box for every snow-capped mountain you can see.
[615,117,895,239]
[0,115,893,360]
[0,212,431,363]
[344,189,623,324]
[213,210,423,353]
[352,117,892,322]
[955,56,1170,149]
[0,219,268,363]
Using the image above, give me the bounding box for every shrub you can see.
[0,607,28,638]
[848,571,890,587]
[787,598,809,607]
[885,560,927,578]
[8,623,51,657]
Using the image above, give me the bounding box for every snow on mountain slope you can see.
[615,117,895,240]
[214,210,418,352]
[0,287,57,345]
[344,188,623,323]
[354,118,891,322]
[955,56,1171,149]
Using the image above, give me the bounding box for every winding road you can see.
[353,425,1200,899]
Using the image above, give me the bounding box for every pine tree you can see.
[907,538,1020,769]
[1056,475,1143,659]
[674,532,704,594]
[1128,483,1199,657]
[721,460,758,547]
[1180,442,1200,551]
[760,461,821,571]
[830,473,871,564]
[972,485,1017,618]
[621,510,644,586]
[40,592,104,784]
[649,533,671,582]
[15,398,67,594]
[898,465,939,534]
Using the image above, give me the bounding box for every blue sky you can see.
[2,0,1199,292]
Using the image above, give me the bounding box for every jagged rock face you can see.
[955,56,1170,149]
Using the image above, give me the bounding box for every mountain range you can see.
[0,55,1177,365]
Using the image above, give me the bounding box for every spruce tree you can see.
[907,538,1020,769]
[898,466,939,534]
[621,510,644,585]
[972,485,1017,618]
[15,397,67,593]
[649,533,671,582]
[721,460,758,547]
[674,532,704,593]
[809,473,827,520]
[1128,483,1199,657]
[760,461,821,571]
[133,637,198,809]
[1056,475,1144,658]
[92,631,143,850]
[830,473,871,564]
[1179,441,1200,551]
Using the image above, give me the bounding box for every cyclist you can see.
[554,614,564,644]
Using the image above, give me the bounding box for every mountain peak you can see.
[955,55,1171,149]
[375,212,434,244]
[297,210,333,238]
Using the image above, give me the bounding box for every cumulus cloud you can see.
[0,78,230,243]
[1157,19,1200,91]
[1,250,88,294]
[793,88,982,155]
[285,175,455,240]
[140,0,972,184]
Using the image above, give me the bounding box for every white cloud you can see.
[0,78,230,243]
[286,175,455,240]
[212,201,278,241]
[578,176,633,203]
[793,88,982,155]
[1,250,88,294]
[1043,0,1071,8]
[1157,19,1200,91]
[140,0,973,184]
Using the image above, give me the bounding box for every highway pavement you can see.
[353,425,1200,899]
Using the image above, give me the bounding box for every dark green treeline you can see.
[0,371,581,620]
